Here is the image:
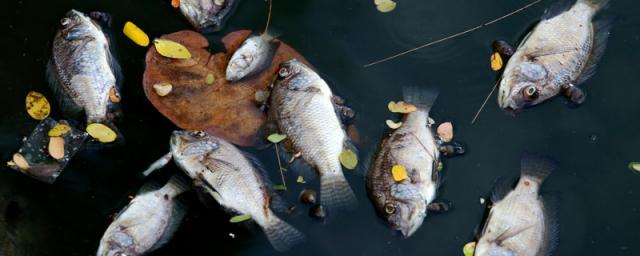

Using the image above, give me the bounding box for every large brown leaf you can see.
[143,30,309,146]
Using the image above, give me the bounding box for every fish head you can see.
[180,0,227,31]
[276,59,320,90]
[474,240,515,256]
[498,62,557,112]
[59,10,102,40]
[170,130,219,159]
[226,40,256,81]
[374,184,427,238]
[97,230,136,256]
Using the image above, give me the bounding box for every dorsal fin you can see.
[541,0,575,20]
[575,16,614,85]
[149,195,188,252]
[541,194,560,256]
[491,177,514,203]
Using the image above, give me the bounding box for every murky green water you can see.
[1,0,640,255]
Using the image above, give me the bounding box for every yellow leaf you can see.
[123,21,150,47]
[12,153,29,171]
[388,101,417,113]
[339,149,358,170]
[154,39,192,59]
[490,52,503,71]
[296,176,306,184]
[376,0,397,13]
[48,124,71,137]
[6,161,16,167]
[25,91,51,120]
[385,119,402,129]
[391,165,408,182]
[463,242,476,256]
[48,137,65,160]
[205,73,215,85]
[86,123,117,143]
[171,0,181,8]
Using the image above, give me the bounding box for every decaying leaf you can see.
[229,214,252,223]
[375,0,397,13]
[171,0,180,8]
[339,149,358,170]
[490,52,503,71]
[48,137,65,160]
[48,124,71,137]
[629,162,640,172]
[386,119,402,129]
[273,185,287,191]
[109,87,121,103]
[153,39,192,59]
[463,242,476,256]
[391,164,408,182]
[388,101,417,113]
[296,176,306,184]
[12,153,30,171]
[123,21,150,47]
[153,83,173,97]
[143,30,311,146]
[267,133,287,144]
[86,123,117,143]
[25,91,51,120]
[437,122,454,142]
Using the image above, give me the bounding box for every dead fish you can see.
[170,130,304,251]
[498,0,612,111]
[475,154,558,256]
[97,175,189,256]
[226,34,280,82]
[270,59,357,213]
[179,0,238,32]
[47,10,122,126]
[367,88,441,238]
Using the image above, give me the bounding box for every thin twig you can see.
[264,0,273,34]
[363,0,543,67]
[471,79,500,124]
[274,145,287,189]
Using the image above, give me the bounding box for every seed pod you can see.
[309,204,326,220]
[299,189,317,205]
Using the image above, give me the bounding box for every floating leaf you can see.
[86,123,117,143]
[109,87,121,103]
[48,124,71,137]
[48,137,65,160]
[273,185,287,191]
[437,122,454,142]
[6,161,16,167]
[629,162,640,172]
[386,119,402,129]
[171,0,180,8]
[267,133,287,144]
[391,165,408,182]
[255,90,270,103]
[296,176,306,184]
[205,73,215,85]
[153,82,173,97]
[339,149,358,170]
[154,39,192,59]
[25,91,51,120]
[375,0,397,13]
[490,52,503,71]
[437,161,444,172]
[229,214,252,223]
[463,242,476,256]
[12,153,29,171]
[388,101,417,113]
[123,21,150,47]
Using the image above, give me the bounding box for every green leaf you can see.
[205,73,215,85]
[229,214,252,223]
[339,149,358,170]
[296,176,306,184]
[267,133,287,144]
[629,162,640,172]
[463,242,476,256]
[273,185,287,191]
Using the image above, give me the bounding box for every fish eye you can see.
[384,203,396,215]
[60,18,71,26]
[278,67,290,77]
[522,86,539,100]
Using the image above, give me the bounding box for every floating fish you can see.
[97,175,189,256]
[475,153,558,256]
[179,0,239,32]
[226,34,280,82]
[498,0,612,111]
[170,130,304,251]
[270,59,357,213]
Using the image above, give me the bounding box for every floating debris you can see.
[299,190,317,205]
[629,162,640,173]
[86,123,117,143]
[123,21,149,47]
[12,153,29,171]
[310,204,326,220]
[267,133,287,143]
[388,101,417,113]
[386,120,402,129]
[47,137,65,160]
[339,149,358,170]
[154,39,192,59]
[47,124,71,137]
[463,242,476,256]
[229,214,252,223]
[437,122,454,142]
[296,176,306,184]
[153,82,173,97]
[490,52,503,71]
[375,0,397,13]
[25,91,51,120]
[391,164,408,182]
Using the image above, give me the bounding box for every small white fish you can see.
[475,154,558,256]
[226,34,280,82]
[179,0,238,31]
[97,175,189,256]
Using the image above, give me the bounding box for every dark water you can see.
[1,0,640,255]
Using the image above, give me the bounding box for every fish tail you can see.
[520,152,557,185]
[264,216,305,252]
[579,0,610,11]
[402,87,439,112]
[163,174,191,197]
[320,171,357,213]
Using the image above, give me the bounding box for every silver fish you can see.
[498,0,611,111]
[475,154,558,256]
[179,0,238,31]
[226,34,279,82]
[270,59,357,213]
[47,10,122,125]
[170,130,304,251]
[97,175,189,256]
[367,88,440,237]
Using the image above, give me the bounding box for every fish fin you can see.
[142,152,173,177]
[490,176,514,203]
[560,83,586,106]
[287,155,318,182]
[579,0,610,11]
[541,0,574,20]
[402,87,438,113]
[320,171,357,214]
[107,48,124,90]
[520,152,557,185]
[240,150,292,214]
[264,216,305,252]
[541,194,560,256]
[45,59,83,118]
[575,16,613,85]
[89,11,112,28]
[163,174,192,197]
[137,181,162,195]
[149,195,188,252]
